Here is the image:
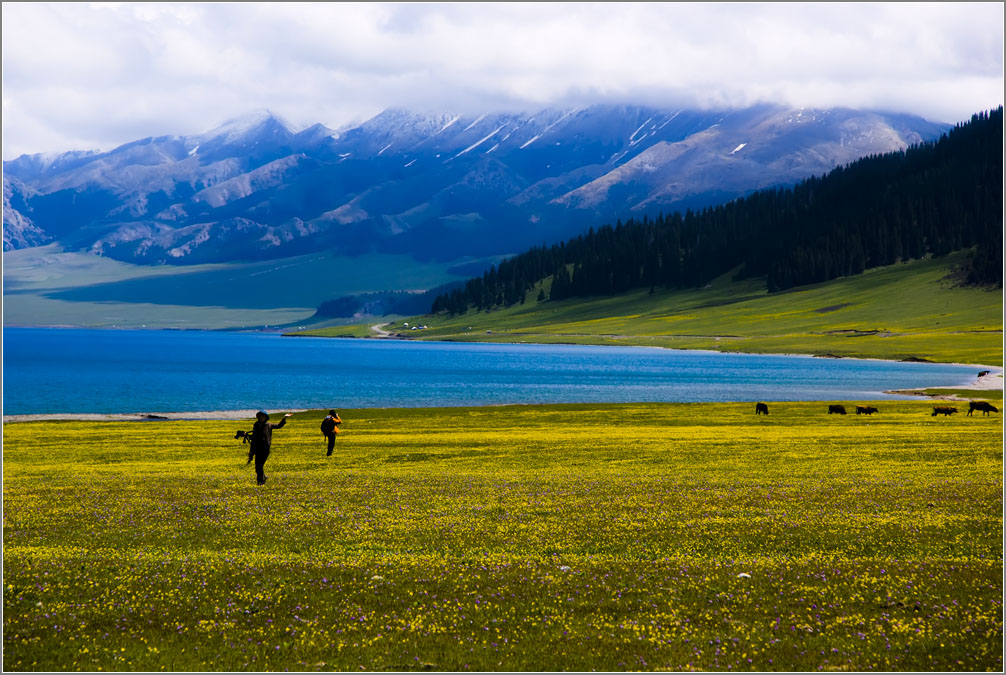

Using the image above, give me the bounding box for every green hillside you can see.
[430,109,1002,316]
[295,111,1003,368]
[294,251,1003,367]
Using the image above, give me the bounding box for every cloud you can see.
[2,2,1002,158]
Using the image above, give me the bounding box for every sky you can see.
[2,2,1003,160]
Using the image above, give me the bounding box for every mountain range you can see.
[4,104,949,269]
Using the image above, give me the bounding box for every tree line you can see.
[432,108,1002,315]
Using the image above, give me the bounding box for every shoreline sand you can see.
[883,369,1004,400]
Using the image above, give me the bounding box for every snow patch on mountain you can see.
[438,115,460,133]
[629,118,653,144]
[557,126,723,210]
[463,114,487,132]
[452,125,507,159]
[201,110,293,143]
[520,134,541,149]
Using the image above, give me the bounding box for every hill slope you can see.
[295,251,1003,367]
[430,109,1003,316]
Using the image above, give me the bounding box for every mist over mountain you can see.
[3,104,948,267]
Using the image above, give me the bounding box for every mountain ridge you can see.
[4,104,949,269]
[429,108,1002,318]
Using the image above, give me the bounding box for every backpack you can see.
[321,417,336,435]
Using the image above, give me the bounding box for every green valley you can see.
[2,244,467,329]
[294,252,1003,368]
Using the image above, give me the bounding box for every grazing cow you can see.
[967,401,999,416]
[978,370,990,378]
[932,406,958,417]
[828,404,847,415]
[755,402,769,415]
[856,406,878,415]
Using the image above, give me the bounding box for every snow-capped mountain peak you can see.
[200,109,294,143]
[3,104,950,262]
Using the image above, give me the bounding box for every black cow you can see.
[967,401,999,416]
[932,406,958,417]
[755,402,769,415]
[856,406,878,415]
[978,370,990,378]
[828,404,847,415]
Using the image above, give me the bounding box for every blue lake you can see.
[1,327,981,415]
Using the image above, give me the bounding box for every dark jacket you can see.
[321,414,342,435]
[250,416,286,452]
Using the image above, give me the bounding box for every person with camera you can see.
[248,410,291,485]
[320,409,342,456]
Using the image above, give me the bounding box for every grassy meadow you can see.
[4,401,1002,671]
[296,252,1004,367]
[2,244,466,330]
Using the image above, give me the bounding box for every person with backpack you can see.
[321,409,342,456]
[249,410,291,485]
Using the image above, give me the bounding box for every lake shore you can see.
[355,328,1006,396]
[882,366,1003,398]
[2,409,309,424]
[5,326,999,421]
[6,367,1002,423]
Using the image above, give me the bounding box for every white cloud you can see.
[2,2,1002,159]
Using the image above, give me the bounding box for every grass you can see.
[0,294,314,331]
[2,245,466,329]
[4,402,1002,671]
[294,252,1004,367]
